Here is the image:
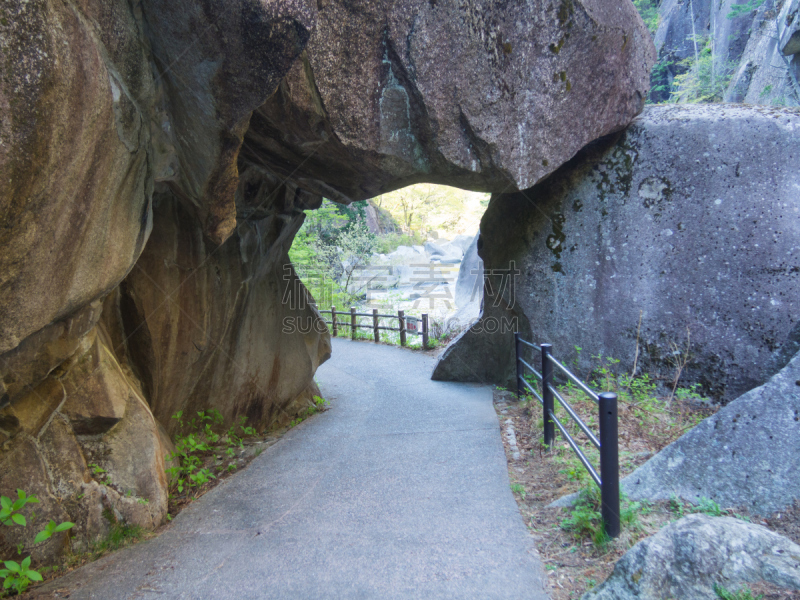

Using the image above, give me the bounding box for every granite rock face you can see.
[0,0,154,357]
[650,0,800,106]
[437,104,800,402]
[621,349,800,515]
[116,178,331,435]
[0,0,655,560]
[244,0,655,199]
[583,514,800,600]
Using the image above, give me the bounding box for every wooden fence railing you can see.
[318,306,430,349]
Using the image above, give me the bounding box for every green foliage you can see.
[290,199,377,307]
[561,486,643,549]
[714,583,763,600]
[166,412,257,498]
[510,483,527,499]
[560,486,611,549]
[89,513,144,556]
[697,497,723,516]
[671,36,735,103]
[0,490,73,596]
[289,399,328,428]
[1,556,42,595]
[726,0,764,19]
[373,232,425,254]
[633,0,660,34]
[33,520,74,545]
[0,491,38,527]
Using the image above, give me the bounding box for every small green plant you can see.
[510,483,526,499]
[561,486,643,549]
[713,582,763,600]
[726,0,764,19]
[1,490,74,595]
[697,497,723,517]
[561,486,610,549]
[1,556,42,594]
[90,513,143,556]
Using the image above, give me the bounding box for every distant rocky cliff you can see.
[651,0,800,105]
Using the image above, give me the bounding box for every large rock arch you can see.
[0,0,653,559]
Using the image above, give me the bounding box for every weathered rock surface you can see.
[0,331,173,563]
[621,348,800,515]
[437,104,800,402]
[244,0,655,199]
[583,514,800,600]
[115,177,331,434]
[0,0,656,561]
[726,0,800,106]
[0,0,154,357]
[780,0,800,55]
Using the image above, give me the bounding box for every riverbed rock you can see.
[455,234,484,309]
[583,514,800,600]
[437,104,800,402]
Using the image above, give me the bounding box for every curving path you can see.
[35,339,548,599]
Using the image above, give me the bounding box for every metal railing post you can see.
[515,333,523,400]
[541,343,555,447]
[422,314,429,349]
[398,310,407,347]
[350,307,357,341]
[599,392,620,538]
[331,306,337,337]
[373,308,380,343]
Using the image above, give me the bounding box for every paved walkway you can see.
[37,339,548,599]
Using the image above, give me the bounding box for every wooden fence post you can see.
[373,309,379,343]
[351,307,357,341]
[331,306,337,337]
[422,314,429,349]
[398,310,406,347]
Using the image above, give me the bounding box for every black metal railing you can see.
[318,306,430,349]
[514,334,620,538]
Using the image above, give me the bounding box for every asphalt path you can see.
[34,338,548,599]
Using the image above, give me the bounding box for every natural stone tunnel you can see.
[0,0,655,560]
[433,104,800,403]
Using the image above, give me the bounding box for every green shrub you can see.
[0,490,74,596]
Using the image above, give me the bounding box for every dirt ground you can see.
[493,389,800,600]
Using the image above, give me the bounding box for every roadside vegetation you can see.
[0,398,331,597]
[495,353,800,599]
